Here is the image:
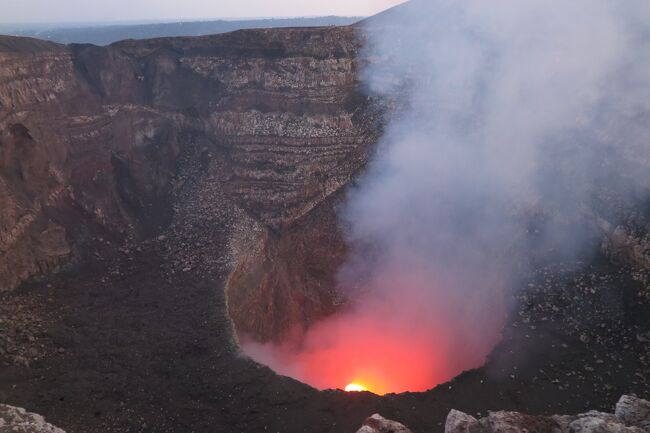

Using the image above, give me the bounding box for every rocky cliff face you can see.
[0,28,377,342]
[2,18,650,348]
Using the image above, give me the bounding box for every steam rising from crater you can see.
[243,0,650,393]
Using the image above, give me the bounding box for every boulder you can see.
[0,404,65,433]
[615,396,650,432]
[446,409,485,433]
[484,411,564,433]
[443,396,650,433]
[568,412,643,433]
[356,414,412,433]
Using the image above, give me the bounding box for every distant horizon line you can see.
[0,15,366,28]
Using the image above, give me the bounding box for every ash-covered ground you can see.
[1,213,648,433]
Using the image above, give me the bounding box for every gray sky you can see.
[1,0,403,24]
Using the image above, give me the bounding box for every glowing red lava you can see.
[243,270,505,395]
[244,310,453,395]
[344,383,367,392]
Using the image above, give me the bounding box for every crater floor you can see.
[0,237,648,433]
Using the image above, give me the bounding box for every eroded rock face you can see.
[0,28,377,342]
[0,123,69,290]
[3,22,649,348]
[226,194,349,342]
[0,404,65,433]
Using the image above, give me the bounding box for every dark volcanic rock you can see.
[443,395,650,433]
[0,27,378,341]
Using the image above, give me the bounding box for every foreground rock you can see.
[356,414,412,433]
[0,404,65,433]
[616,396,650,432]
[445,395,650,433]
[356,395,650,433]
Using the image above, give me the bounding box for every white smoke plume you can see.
[243,0,650,394]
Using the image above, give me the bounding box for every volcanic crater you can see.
[0,13,649,433]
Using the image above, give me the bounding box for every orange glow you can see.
[289,311,448,395]
[242,270,506,395]
[344,382,368,392]
[243,308,455,395]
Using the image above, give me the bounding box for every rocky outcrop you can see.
[0,404,65,433]
[354,396,650,433]
[444,395,650,433]
[616,396,650,432]
[356,414,412,433]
